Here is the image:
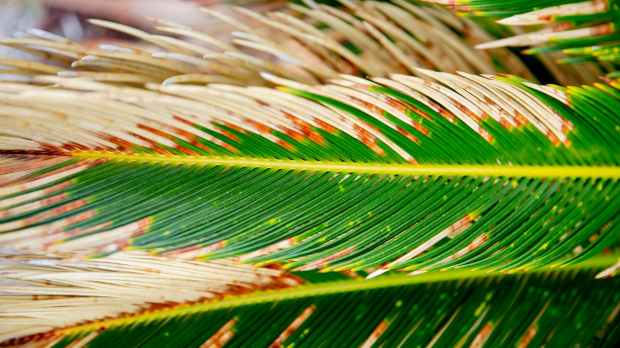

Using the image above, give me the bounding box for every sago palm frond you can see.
[1,72,619,276]
[0,0,529,84]
[3,0,608,86]
[0,250,297,342]
[1,65,620,347]
[426,0,620,67]
[3,256,619,347]
[1,1,620,347]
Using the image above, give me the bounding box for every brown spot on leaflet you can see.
[314,117,337,133]
[593,23,613,35]
[397,126,419,143]
[285,129,306,142]
[127,131,170,154]
[546,130,561,146]
[360,320,390,348]
[245,119,271,135]
[285,112,324,144]
[514,112,528,126]
[137,124,198,155]
[471,323,494,348]
[354,124,384,156]
[499,118,513,129]
[277,139,295,151]
[270,305,316,348]
[99,133,133,151]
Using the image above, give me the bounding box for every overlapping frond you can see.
[5,266,620,347]
[1,1,587,87]
[0,251,296,342]
[1,69,618,163]
[427,0,620,68]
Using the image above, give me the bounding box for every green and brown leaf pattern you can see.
[1,72,619,276]
[1,1,620,347]
[426,0,620,67]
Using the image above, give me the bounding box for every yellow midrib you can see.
[57,254,618,336]
[74,151,620,178]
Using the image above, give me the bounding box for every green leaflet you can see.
[29,270,620,348]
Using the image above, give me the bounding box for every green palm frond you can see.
[426,0,620,67]
[5,261,620,347]
[1,72,619,279]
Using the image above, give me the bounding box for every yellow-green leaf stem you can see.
[74,151,620,179]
